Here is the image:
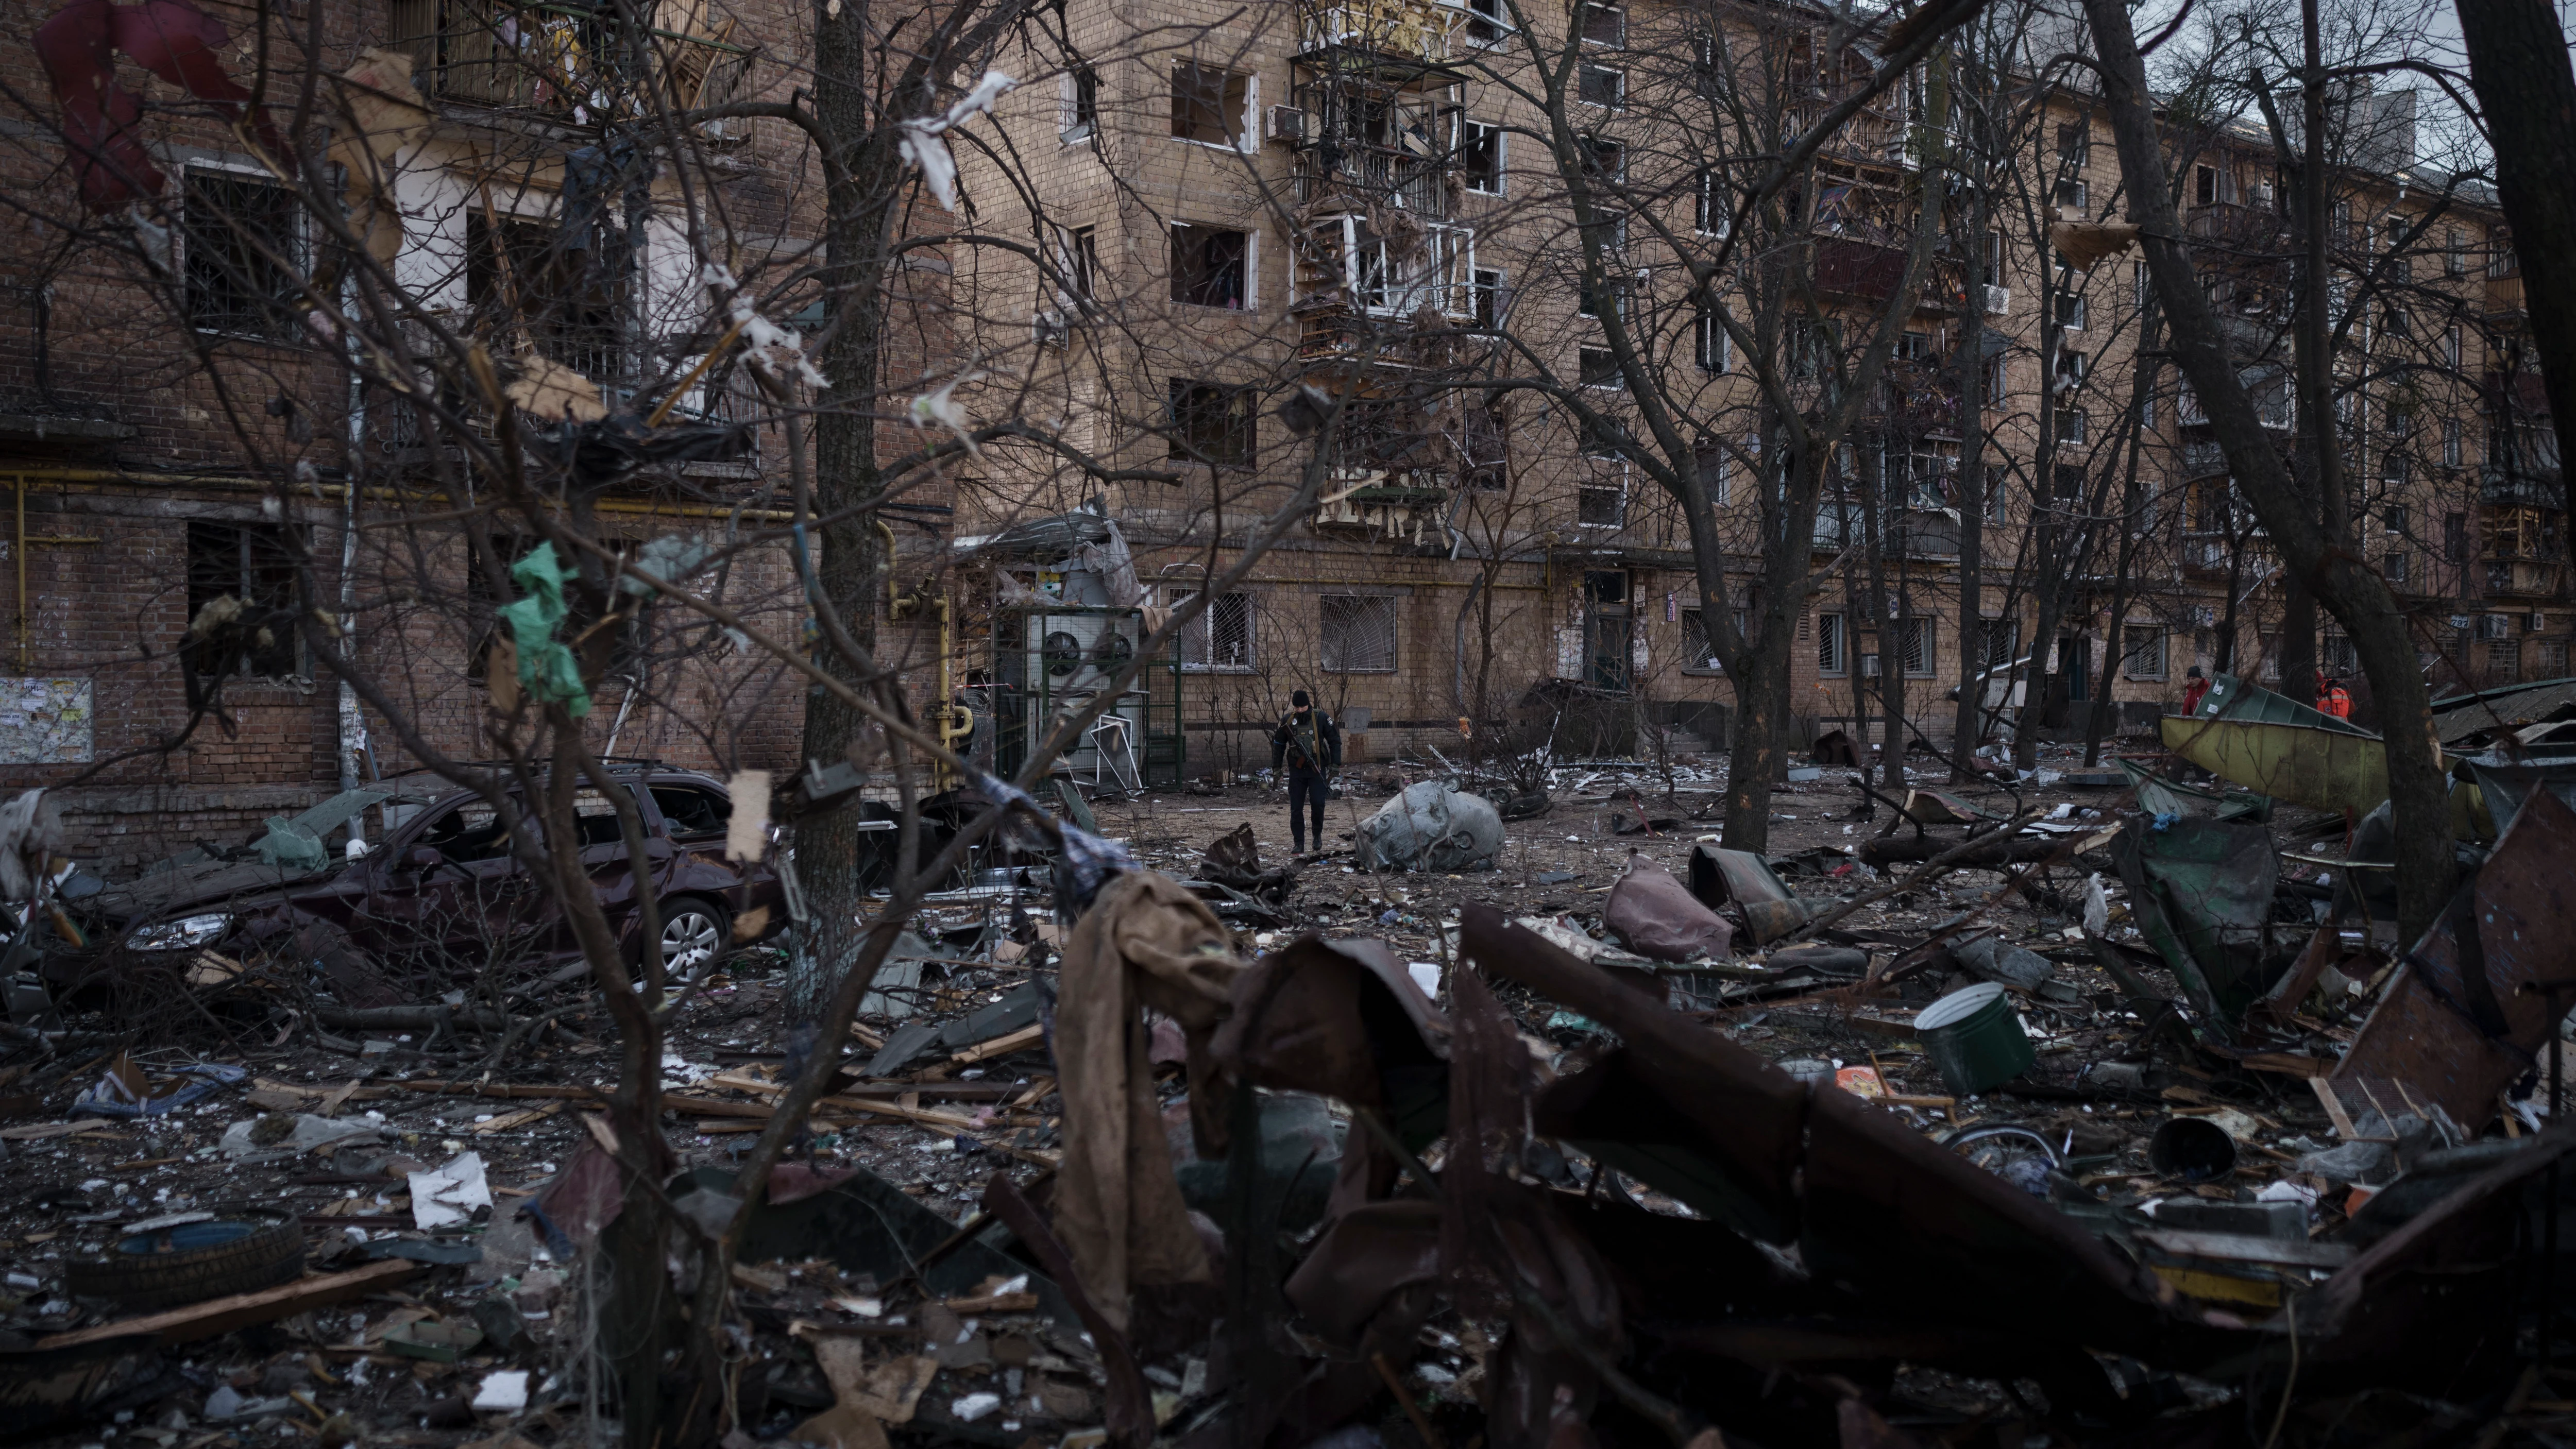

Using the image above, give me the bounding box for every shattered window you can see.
[1167,380,1257,467]
[185,521,306,681]
[183,169,304,339]
[467,214,622,383]
[1320,594,1397,672]
[1171,589,1255,671]
[651,785,731,839]
[1171,224,1249,308]
[1171,62,1248,147]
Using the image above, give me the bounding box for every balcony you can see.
[1812,236,1909,306]
[1296,0,1462,80]
[2485,272,2527,326]
[387,0,747,120]
[2481,558,2566,599]
[1292,214,1477,364]
[1313,469,1449,542]
[1294,142,1449,217]
[2481,462,2563,509]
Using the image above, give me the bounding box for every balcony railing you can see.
[1295,143,1449,217]
[388,0,748,119]
[1298,0,1455,62]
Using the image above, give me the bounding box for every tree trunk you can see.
[795,32,907,1020]
[2453,0,2576,521]
[2081,0,2455,943]
[1950,154,1990,776]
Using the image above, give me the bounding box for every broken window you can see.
[2055,409,2088,446]
[1464,0,1510,45]
[2055,177,2089,211]
[1472,267,1506,330]
[1579,0,1624,45]
[1053,223,1099,306]
[2055,122,2090,169]
[1578,479,1626,527]
[1171,224,1249,308]
[1321,594,1397,672]
[1061,65,1099,142]
[1695,303,1728,372]
[1579,64,1625,108]
[1171,62,1249,147]
[1171,589,1255,670]
[1459,120,1504,194]
[184,169,304,339]
[651,785,732,839]
[1580,347,1620,388]
[1302,215,1477,319]
[186,521,304,681]
[1167,380,1256,466]
[468,213,621,381]
[2383,550,2410,584]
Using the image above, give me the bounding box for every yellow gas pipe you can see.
[878,518,973,792]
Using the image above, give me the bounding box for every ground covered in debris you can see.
[5,742,2574,1449]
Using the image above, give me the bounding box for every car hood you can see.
[87,858,338,925]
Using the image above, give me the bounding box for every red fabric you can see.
[35,0,161,210]
[37,0,288,212]
[2180,678,2209,715]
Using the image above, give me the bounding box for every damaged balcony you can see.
[387,0,749,123]
[1292,213,1479,365]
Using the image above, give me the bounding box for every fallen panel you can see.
[2331,786,2576,1127]
[2114,815,2283,1027]
[2160,713,2408,814]
[2188,671,2375,736]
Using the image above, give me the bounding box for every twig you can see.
[1787,809,2041,941]
[1372,1351,1447,1449]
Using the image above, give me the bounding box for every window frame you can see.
[1170,221,1254,310]
[1578,62,1626,109]
[2121,625,2167,680]
[1458,118,1506,195]
[1060,65,1099,143]
[1892,616,1935,678]
[1319,593,1399,673]
[182,164,309,343]
[1170,61,1256,151]
[1816,609,1845,676]
[1168,587,1257,671]
[185,520,310,683]
[1166,378,1258,467]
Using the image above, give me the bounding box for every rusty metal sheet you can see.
[2331,787,2576,1127]
[1464,907,1809,1240]
[1800,1086,2181,1359]
[1210,934,1448,1116]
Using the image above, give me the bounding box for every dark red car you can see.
[80,764,788,983]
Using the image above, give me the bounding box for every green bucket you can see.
[1915,981,2035,1097]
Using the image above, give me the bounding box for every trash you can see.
[866,979,1046,1076]
[2114,814,2280,1028]
[1405,961,1441,998]
[1171,1090,1341,1234]
[1685,844,1808,945]
[470,1370,529,1412]
[2146,1116,2238,1182]
[1600,852,1732,961]
[2331,788,2576,1125]
[383,1319,485,1362]
[950,1392,1003,1422]
[218,1113,380,1160]
[1054,872,1242,1328]
[2082,873,2110,935]
[408,1151,493,1230]
[1912,982,2035,1097]
[37,1259,421,1350]
[72,1058,246,1119]
[65,1208,303,1309]
[1834,1065,1884,1098]
[1949,934,2057,994]
[1532,870,1579,886]
[1766,943,1868,976]
[2114,757,2270,822]
[1353,783,1503,872]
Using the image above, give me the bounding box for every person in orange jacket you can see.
[2319,672,2353,719]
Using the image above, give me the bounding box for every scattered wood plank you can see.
[948,1024,1043,1067]
[0,1119,112,1142]
[473,1101,565,1135]
[37,1260,423,1350]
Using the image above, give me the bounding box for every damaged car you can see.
[47,762,788,998]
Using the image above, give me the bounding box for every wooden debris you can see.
[38,1260,423,1350]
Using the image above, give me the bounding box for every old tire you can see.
[65,1207,304,1310]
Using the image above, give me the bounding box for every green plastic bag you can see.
[496,541,592,718]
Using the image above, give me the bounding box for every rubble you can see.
[0,745,2571,1449]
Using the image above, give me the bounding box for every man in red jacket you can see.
[2180,665,2210,715]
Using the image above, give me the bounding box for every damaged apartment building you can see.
[935,0,2552,776]
[0,0,894,867]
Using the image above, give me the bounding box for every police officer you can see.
[1269,690,1342,856]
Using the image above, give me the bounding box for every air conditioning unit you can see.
[1033,309,1072,349]
[1267,105,1309,144]
[2531,612,2549,632]
[2249,182,2276,206]
[2478,613,2512,641]
[1980,285,2011,315]
[2193,605,2218,627]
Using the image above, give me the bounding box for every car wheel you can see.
[656,897,730,978]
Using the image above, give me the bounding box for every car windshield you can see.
[411,786,637,858]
